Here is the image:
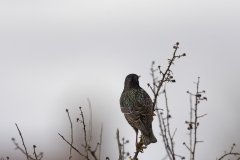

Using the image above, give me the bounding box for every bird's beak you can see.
[138,75,141,78]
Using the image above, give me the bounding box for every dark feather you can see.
[120,74,157,145]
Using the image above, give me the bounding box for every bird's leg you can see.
[135,129,138,148]
[135,130,144,152]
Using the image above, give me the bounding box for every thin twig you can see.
[217,144,240,160]
[11,138,36,160]
[186,77,207,160]
[164,86,175,160]
[192,78,200,160]
[58,133,87,158]
[33,145,38,160]
[189,94,193,160]
[197,113,207,118]
[218,153,240,160]
[183,143,192,153]
[99,124,103,160]
[230,143,236,153]
[160,111,173,156]
[122,138,125,160]
[87,98,93,146]
[161,154,169,160]
[151,42,184,110]
[158,110,172,160]
[79,107,89,160]
[88,143,100,160]
[66,109,73,160]
[38,153,43,160]
[132,151,139,160]
[150,61,172,160]
[171,128,177,140]
[116,129,123,160]
[15,123,29,160]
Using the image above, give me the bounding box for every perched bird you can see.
[120,74,157,147]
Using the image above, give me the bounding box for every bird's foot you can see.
[135,141,147,153]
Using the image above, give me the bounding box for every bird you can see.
[120,74,157,148]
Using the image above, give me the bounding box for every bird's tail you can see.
[141,129,157,145]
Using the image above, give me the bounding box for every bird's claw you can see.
[136,142,147,153]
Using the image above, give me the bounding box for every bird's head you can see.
[124,74,141,89]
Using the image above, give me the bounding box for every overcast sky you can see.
[0,1,240,160]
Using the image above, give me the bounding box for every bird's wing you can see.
[134,97,154,132]
[123,102,150,135]
[123,100,153,135]
[120,88,154,134]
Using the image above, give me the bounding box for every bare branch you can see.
[152,42,185,111]
[183,142,192,153]
[150,60,172,160]
[33,145,38,160]
[79,106,89,160]
[15,123,29,160]
[99,124,103,160]
[157,110,172,160]
[116,129,123,160]
[189,94,193,160]
[217,144,240,160]
[11,138,36,160]
[192,77,200,160]
[66,109,73,160]
[88,143,100,160]
[164,87,175,159]
[171,128,177,140]
[197,113,207,119]
[38,153,43,160]
[87,98,93,145]
[58,133,87,158]
[186,77,207,160]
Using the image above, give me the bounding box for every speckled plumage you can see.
[120,74,157,145]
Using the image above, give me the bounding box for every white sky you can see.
[0,1,240,160]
